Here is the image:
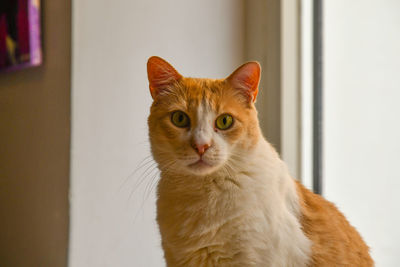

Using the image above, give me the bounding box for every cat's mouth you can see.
[188,159,212,168]
[184,156,221,175]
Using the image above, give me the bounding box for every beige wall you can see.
[245,0,282,153]
[0,1,71,266]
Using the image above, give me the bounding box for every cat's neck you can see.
[157,137,304,251]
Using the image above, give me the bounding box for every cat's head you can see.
[147,56,261,176]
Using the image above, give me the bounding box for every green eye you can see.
[215,114,233,130]
[171,111,190,128]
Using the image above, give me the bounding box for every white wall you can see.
[324,1,400,265]
[69,1,244,266]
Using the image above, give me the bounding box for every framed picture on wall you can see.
[0,0,42,72]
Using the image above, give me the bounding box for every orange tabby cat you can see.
[147,56,373,267]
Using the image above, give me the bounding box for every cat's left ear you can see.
[226,62,261,102]
[147,56,182,99]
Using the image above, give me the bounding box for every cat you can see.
[146,56,373,267]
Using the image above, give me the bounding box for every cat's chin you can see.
[185,159,219,176]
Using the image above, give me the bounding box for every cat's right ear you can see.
[147,56,182,99]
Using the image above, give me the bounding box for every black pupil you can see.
[223,117,227,125]
[178,114,184,122]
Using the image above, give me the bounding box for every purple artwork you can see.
[0,0,41,72]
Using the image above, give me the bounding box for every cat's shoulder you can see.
[294,180,374,266]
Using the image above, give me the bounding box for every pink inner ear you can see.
[227,62,261,102]
[147,56,182,99]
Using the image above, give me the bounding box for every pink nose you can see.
[192,143,210,156]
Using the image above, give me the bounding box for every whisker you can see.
[143,169,160,203]
[129,157,176,201]
[128,162,159,201]
[118,155,154,192]
[132,159,177,222]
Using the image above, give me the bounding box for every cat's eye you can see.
[215,114,234,130]
[171,111,190,128]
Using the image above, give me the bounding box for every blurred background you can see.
[0,0,399,266]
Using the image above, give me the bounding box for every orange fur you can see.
[295,181,373,266]
[147,57,373,266]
